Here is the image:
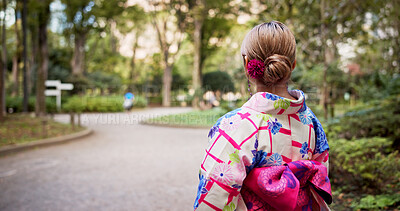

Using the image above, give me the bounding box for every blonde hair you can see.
[241,21,296,86]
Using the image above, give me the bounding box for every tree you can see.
[189,0,247,108]
[22,0,28,112]
[149,0,189,107]
[61,0,126,76]
[191,0,205,108]
[11,1,21,97]
[255,0,379,119]
[115,5,147,87]
[35,0,51,117]
[0,0,7,121]
[203,71,234,93]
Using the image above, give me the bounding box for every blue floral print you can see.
[267,118,282,135]
[263,93,282,101]
[246,134,268,173]
[246,150,268,173]
[194,174,208,209]
[298,101,307,112]
[314,122,328,154]
[208,126,219,139]
[224,108,242,118]
[266,153,283,166]
[308,110,329,154]
[299,109,312,125]
[208,108,242,139]
[300,142,309,158]
[232,184,242,189]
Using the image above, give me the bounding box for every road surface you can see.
[0,108,209,211]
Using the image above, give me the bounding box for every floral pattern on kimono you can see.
[194,90,330,210]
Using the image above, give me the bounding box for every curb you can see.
[0,128,93,156]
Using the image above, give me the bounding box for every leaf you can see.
[229,150,240,165]
[222,202,236,211]
[273,100,280,109]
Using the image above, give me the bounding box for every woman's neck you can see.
[255,82,297,100]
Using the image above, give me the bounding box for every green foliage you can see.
[47,46,72,82]
[387,75,400,96]
[66,75,90,95]
[0,114,84,147]
[133,95,147,108]
[352,194,400,210]
[6,97,57,113]
[329,138,400,195]
[144,108,226,127]
[172,72,188,91]
[329,95,400,143]
[87,71,122,93]
[61,0,126,33]
[63,96,123,113]
[63,95,147,113]
[203,71,234,93]
[62,97,86,113]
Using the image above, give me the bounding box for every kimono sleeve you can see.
[310,115,330,171]
[194,114,249,211]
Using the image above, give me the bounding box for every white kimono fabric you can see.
[194,90,330,211]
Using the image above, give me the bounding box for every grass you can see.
[143,108,227,128]
[0,114,84,147]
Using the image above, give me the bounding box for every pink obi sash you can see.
[241,160,332,211]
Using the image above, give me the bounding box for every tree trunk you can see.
[192,0,206,109]
[320,0,328,120]
[130,32,139,86]
[162,64,172,107]
[36,1,49,117]
[0,0,7,121]
[12,10,21,97]
[71,32,86,75]
[110,20,117,53]
[22,0,28,112]
[29,25,38,95]
[11,56,19,96]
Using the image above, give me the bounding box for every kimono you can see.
[194,90,331,211]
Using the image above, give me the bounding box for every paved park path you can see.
[0,108,209,211]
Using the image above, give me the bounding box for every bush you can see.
[133,95,147,108]
[203,71,235,92]
[87,71,122,93]
[63,95,147,113]
[329,137,400,196]
[6,96,57,113]
[148,96,162,105]
[352,194,400,210]
[329,95,400,148]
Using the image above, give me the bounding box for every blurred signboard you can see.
[45,80,74,111]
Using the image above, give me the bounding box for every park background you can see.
[0,0,399,210]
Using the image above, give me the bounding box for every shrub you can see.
[329,137,400,196]
[203,71,235,92]
[329,95,400,148]
[63,97,86,113]
[63,95,147,113]
[352,193,400,210]
[133,95,147,108]
[6,96,57,113]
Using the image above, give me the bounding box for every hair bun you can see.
[263,54,292,84]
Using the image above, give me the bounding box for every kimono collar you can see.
[242,90,307,115]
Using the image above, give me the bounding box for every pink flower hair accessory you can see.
[247,59,265,79]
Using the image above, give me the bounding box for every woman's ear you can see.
[292,59,296,70]
[244,55,249,71]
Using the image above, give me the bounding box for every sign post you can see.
[45,80,74,111]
